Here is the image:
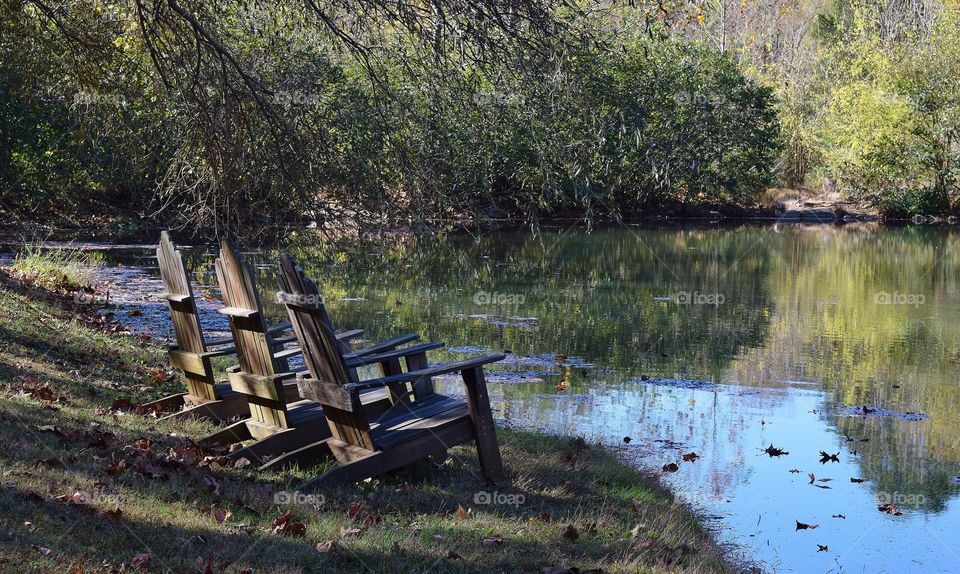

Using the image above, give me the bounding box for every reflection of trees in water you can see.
[725,225,960,509]
[277,226,776,376]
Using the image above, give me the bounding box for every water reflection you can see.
[58,223,960,573]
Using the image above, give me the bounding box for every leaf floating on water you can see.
[878,504,903,516]
[623,436,631,444]
[789,469,801,474]
[851,477,868,483]
[817,544,829,552]
[682,452,699,462]
[832,514,846,519]
[764,444,789,457]
[808,473,815,484]
[819,451,840,464]
[662,462,679,473]
[795,521,819,530]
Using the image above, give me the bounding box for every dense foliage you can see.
[0,1,779,235]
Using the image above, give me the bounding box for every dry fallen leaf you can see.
[481,535,504,547]
[447,550,463,560]
[455,505,471,520]
[562,524,579,541]
[662,462,679,472]
[682,452,699,462]
[316,540,339,553]
[32,544,52,556]
[795,521,819,530]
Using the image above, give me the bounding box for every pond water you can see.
[12,223,960,573]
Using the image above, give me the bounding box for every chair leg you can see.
[462,367,505,482]
[199,419,251,447]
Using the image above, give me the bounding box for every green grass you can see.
[0,269,732,573]
[9,244,99,293]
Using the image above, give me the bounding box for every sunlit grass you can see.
[9,243,99,292]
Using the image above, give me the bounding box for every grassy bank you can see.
[0,268,732,573]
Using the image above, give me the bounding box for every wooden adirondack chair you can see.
[276,254,506,487]
[143,231,298,422]
[200,240,424,469]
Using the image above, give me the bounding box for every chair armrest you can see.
[200,346,236,359]
[345,354,505,392]
[266,322,293,335]
[274,346,303,361]
[336,328,364,341]
[271,334,298,346]
[345,342,445,367]
[203,335,234,348]
[345,333,420,358]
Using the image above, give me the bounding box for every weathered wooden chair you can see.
[201,240,428,469]
[143,231,298,422]
[276,254,506,487]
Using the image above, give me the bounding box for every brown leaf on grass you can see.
[233,457,251,469]
[316,540,339,553]
[339,527,364,538]
[363,514,381,527]
[346,501,362,520]
[562,524,580,541]
[131,552,154,568]
[35,456,62,467]
[481,535,504,546]
[795,521,819,530]
[135,439,152,450]
[105,508,123,519]
[455,505,471,520]
[539,512,552,522]
[32,544,52,556]
[272,511,307,536]
[682,452,699,462]
[104,461,127,476]
[110,398,135,412]
[214,507,233,524]
[662,462,679,473]
[447,550,463,560]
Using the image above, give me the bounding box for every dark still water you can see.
[49,224,960,573]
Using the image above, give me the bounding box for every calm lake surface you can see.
[25,223,960,573]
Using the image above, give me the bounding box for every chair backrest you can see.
[215,239,289,427]
[278,254,374,449]
[157,231,206,355]
[157,231,216,400]
[277,254,355,387]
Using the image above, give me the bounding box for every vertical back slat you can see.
[216,240,288,427]
[157,232,216,400]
